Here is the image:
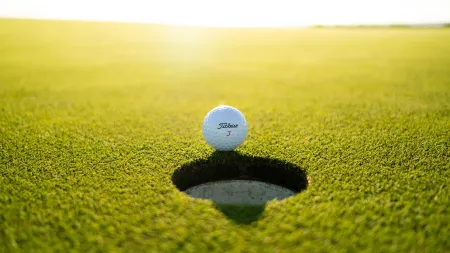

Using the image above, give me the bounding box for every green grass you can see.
[1,18,450,252]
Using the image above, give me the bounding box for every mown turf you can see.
[0,19,449,252]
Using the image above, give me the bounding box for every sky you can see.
[0,0,449,27]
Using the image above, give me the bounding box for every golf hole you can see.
[172,152,308,205]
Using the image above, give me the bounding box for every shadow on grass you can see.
[214,203,266,225]
[172,151,308,224]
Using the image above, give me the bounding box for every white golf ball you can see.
[202,105,248,151]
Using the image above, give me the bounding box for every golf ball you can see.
[202,105,248,151]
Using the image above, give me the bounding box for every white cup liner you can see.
[184,179,295,205]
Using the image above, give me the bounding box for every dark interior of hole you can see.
[172,151,308,193]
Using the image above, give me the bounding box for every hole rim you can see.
[172,151,308,196]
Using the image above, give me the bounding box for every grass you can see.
[0,18,450,252]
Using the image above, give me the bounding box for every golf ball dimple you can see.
[202,105,248,151]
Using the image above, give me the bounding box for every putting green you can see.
[1,19,449,252]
